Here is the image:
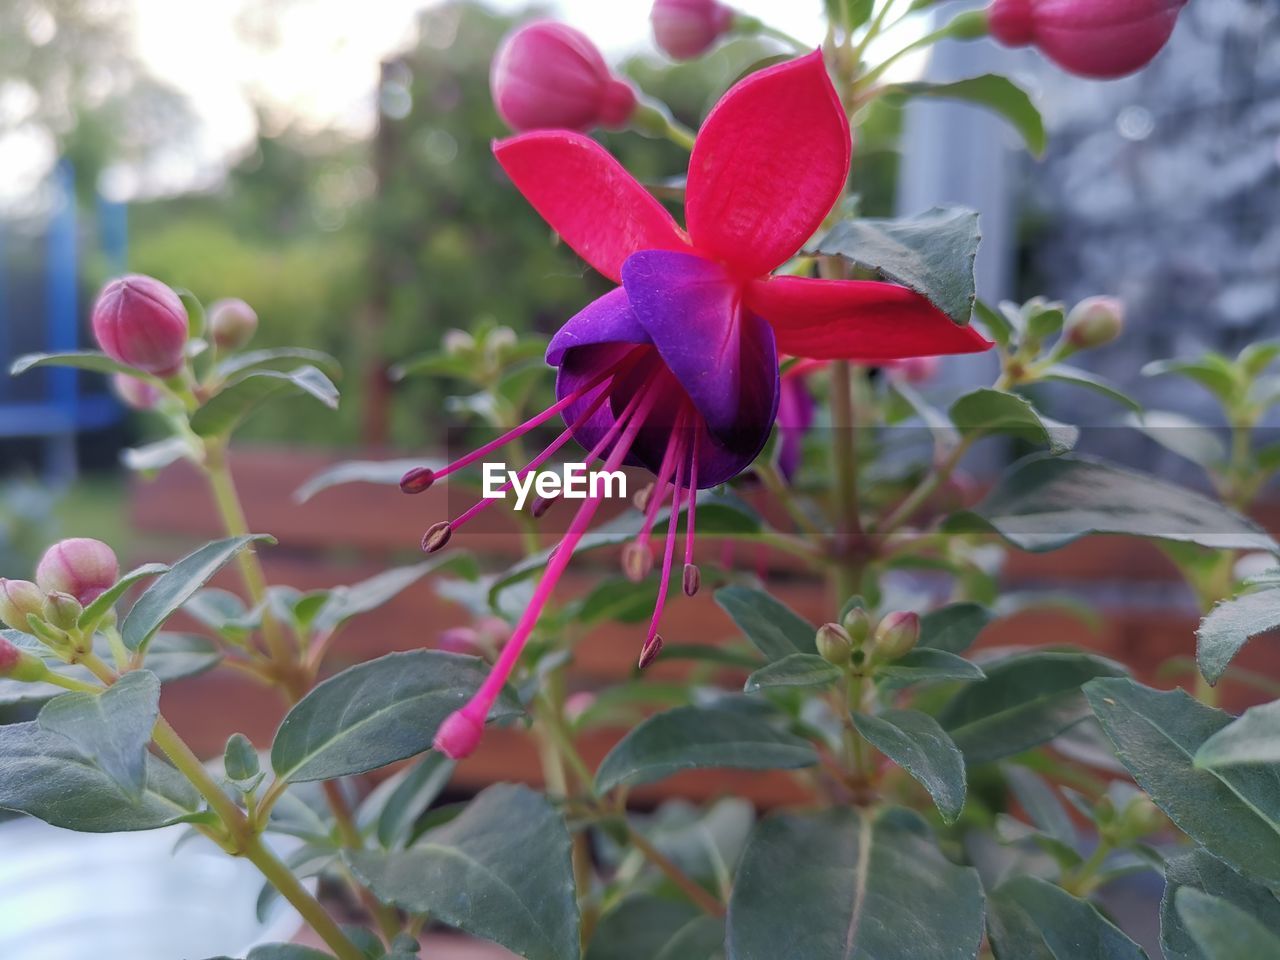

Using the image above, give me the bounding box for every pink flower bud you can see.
[36,539,119,606]
[0,635,19,674]
[1065,296,1125,349]
[208,298,259,351]
[564,691,596,723]
[438,626,480,655]
[888,355,940,385]
[0,635,48,683]
[112,373,162,411]
[988,0,1187,79]
[91,275,189,376]
[873,611,920,661]
[651,0,736,60]
[0,579,44,633]
[490,21,638,132]
[434,708,485,759]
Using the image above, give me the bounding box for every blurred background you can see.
[0,2,1277,956]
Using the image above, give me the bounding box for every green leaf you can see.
[271,650,521,783]
[78,562,170,631]
[224,733,261,782]
[1003,766,1076,847]
[0,720,200,831]
[854,709,966,822]
[121,535,275,651]
[595,706,818,794]
[359,751,455,849]
[1195,699,1280,767]
[1085,678,1280,886]
[37,671,161,800]
[890,74,1046,156]
[1197,586,1280,685]
[744,653,841,693]
[1126,411,1227,469]
[1175,889,1280,960]
[946,453,1277,553]
[347,784,580,960]
[294,458,430,502]
[217,347,342,380]
[879,647,986,684]
[585,897,718,960]
[1161,849,1280,960]
[950,388,1078,454]
[311,557,475,633]
[190,365,339,438]
[976,299,1016,349]
[810,206,981,324]
[1144,356,1240,404]
[1043,365,1141,412]
[727,807,984,960]
[122,438,193,473]
[987,876,1148,959]
[939,651,1126,765]
[919,602,993,654]
[714,586,816,661]
[10,350,157,380]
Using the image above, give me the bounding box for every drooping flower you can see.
[490,21,638,132]
[651,0,736,60]
[988,0,1187,80]
[91,275,189,376]
[418,50,991,759]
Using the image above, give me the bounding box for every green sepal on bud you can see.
[841,606,873,646]
[0,635,50,684]
[1115,795,1164,842]
[873,611,920,661]
[0,579,45,634]
[1065,296,1124,351]
[816,622,854,666]
[42,591,83,632]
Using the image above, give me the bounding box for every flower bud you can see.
[888,355,939,385]
[873,611,920,661]
[91,274,189,376]
[816,622,853,666]
[490,21,638,132]
[207,298,259,351]
[1065,296,1124,350]
[438,626,480,655]
[0,635,49,683]
[36,539,120,606]
[651,0,736,60]
[443,330,476,356]
[112,373,162,411]
[1118,795,1164,839]
[564,691,596,723]
[0,579,45,633]
[988,0,1187,80]
[841,606,872,646]
[42,591,83,631]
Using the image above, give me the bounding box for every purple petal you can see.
[546,288,649,366]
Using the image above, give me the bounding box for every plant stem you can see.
[202,439,293,668]
[830,359,864,600]
[875,432,978,535]
[625,822,726,918]
[323,780,403,941]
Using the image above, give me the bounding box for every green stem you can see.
[874,432,979,535]
[755,22,812,53]
[625,822,726,918]
[323,780,403,942]
[830,359,864,599]
[756,461,823,538]
[856,11,986,91]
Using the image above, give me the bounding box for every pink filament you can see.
[438,378,663,750]
[644,418,687,648]
[684,418,700,568]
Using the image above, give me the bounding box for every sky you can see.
[5,0,926,206]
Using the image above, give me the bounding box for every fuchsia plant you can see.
[12,3,1280,960]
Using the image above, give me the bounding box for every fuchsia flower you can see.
[651,0,736,60]
[988,0,1187,79]
[418,50,991,760]
[491,21,638,132]
[91,275,189,376]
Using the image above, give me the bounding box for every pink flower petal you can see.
[494,131,690,283]
[746,276,994,360]
[685,51,850,279]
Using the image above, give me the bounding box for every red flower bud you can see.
[651,0,736,60]
[0,579,44,633]
[988,0,1187,79]
[91,275,189,376]
[490,21,638,132]
[208,298,259,351]
[112,373,162,411]
[35,538,119,606]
